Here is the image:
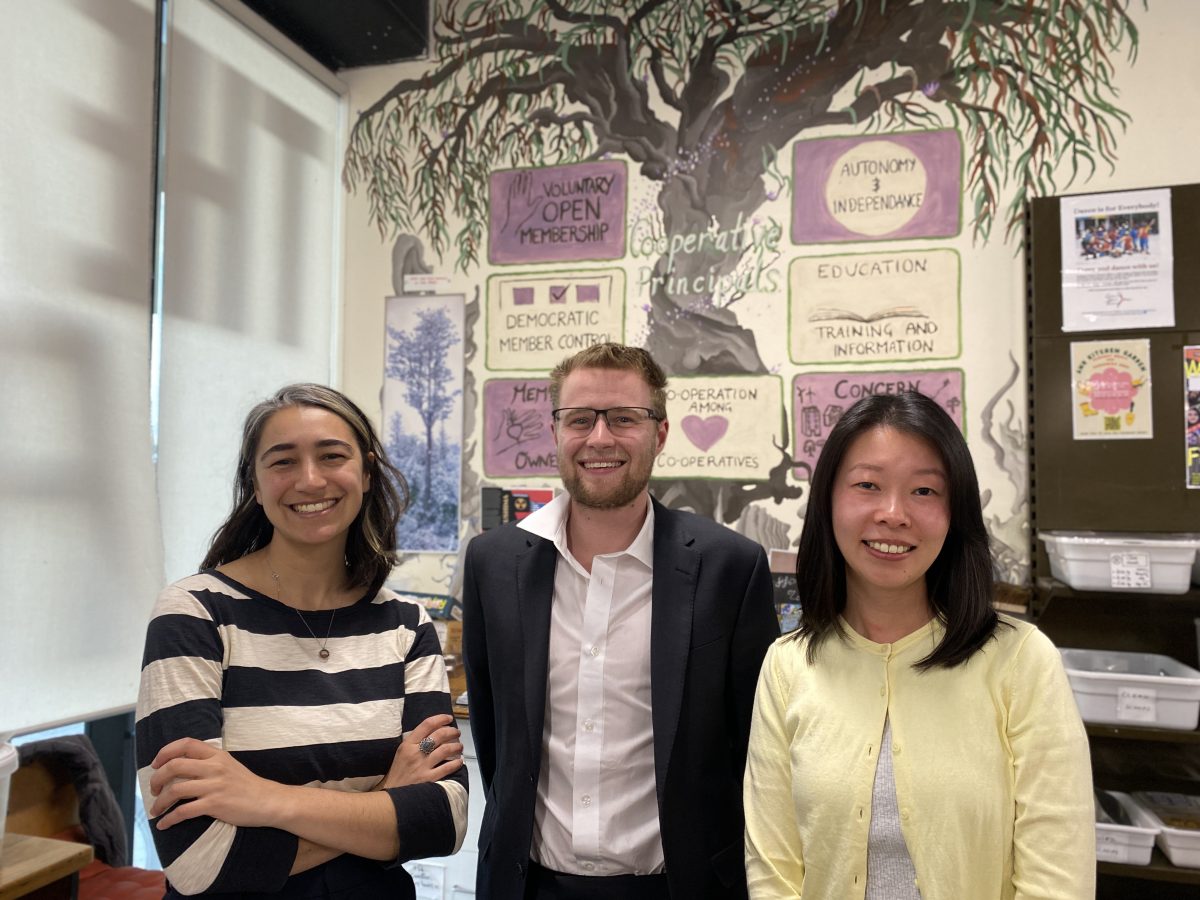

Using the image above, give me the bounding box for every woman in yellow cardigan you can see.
[744,391,1093,899]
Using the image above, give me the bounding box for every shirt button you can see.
[583,862,595,872]
[879,686,886,696]
[901,808,911,821]
[581,794,592,807]
[583,719,595,732]
[589,646,600,657]
[892,744,901,755]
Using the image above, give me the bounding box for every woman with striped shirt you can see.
[136,384,468,897]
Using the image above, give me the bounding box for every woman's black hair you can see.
[200,383,409,597]
[792,390,999,669]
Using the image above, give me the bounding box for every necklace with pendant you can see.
[266,550,336,660]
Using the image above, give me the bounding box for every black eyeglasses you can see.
[551,407,663,433]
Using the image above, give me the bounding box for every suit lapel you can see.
[649,500,698,803]
[516,535,557,770]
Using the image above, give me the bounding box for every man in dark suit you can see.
[463,343,778,900]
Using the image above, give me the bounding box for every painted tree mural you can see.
[345,0,1142,527]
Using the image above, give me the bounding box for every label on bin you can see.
[1116,686,1158,723]
[1109,552,1152,589]
[1096,835,1129,863]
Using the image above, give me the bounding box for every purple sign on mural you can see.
[489,161,627,265]
[792,129,962,244]
[483,378,558,477]
[791,369,965,473]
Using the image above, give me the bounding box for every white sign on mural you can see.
[655,375,783,481]
[788,250,960,364]
[1059,188,1174,332]
[486,268,626,370]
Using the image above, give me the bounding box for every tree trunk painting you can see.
[346,0,1143,574]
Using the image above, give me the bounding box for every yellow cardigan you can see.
[744,615,1094,900]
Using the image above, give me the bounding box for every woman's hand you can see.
[148,737,284,830]
[377,714,464,790]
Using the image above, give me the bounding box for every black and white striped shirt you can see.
[135,571,467,897]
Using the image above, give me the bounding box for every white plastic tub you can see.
[1039,531,1200,594]
[1059,648,1200,730]
[1095,790,1159,865]
[1128,791,1200,868]
[0,742,16,845]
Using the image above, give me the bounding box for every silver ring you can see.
[418,737,436,756]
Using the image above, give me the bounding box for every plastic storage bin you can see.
[1095,790,1159,865]
[1039,531,1200,594]
[1059,648,1200,730]
[0,742,16,845]
[1128,791,1200,868]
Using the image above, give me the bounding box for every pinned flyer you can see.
[1186,345,1200,488]
[1069,339,1153,440]
[1059,188,1175,332]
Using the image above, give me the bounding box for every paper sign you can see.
[1059,188,1174,332]
[1116,686,1158,723]
[489,161,627,264]
[1110,552,1152,590]
[1186,345,1200,489]
[1070,339,1153,440]
[486,269,625,370]
[654,375,785,481]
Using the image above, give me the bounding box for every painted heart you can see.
[681,415,729,452]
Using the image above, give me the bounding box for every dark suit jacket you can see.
[462,497,779,900]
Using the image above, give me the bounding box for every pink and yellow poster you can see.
[1070,339,1153,440]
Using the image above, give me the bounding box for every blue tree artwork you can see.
[383,296,465,552]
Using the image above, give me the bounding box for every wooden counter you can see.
[0,833,92,900]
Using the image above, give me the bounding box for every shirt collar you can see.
[519,490,655,568]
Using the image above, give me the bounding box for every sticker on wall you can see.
[1184,345,1199,488]
[792,370,965,474]
[488,161,628,265]
[1069,339,1153,440]
[654,375,784,481]
[788,249,960,364]
[1059,188,1175,333]
[486,268,626,370]
[384,294,465,552]
[791,129,962,244]
[482,378,557,478]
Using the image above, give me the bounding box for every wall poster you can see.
[488,161,628,264]
[788,249,960,364]
[791,370,965,473]
[482,377,556,478]
[1186,345,1200,488]
[655,375,784,481]
[486,268,626,370]
[1059,188,1175,332]
[791,129,962,244]
[384,294,465,552]
[1069,339,1153,440]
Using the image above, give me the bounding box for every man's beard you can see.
[560,453,654,510]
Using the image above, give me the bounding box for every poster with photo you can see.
[1186,345,1200,489]
[1069,339,1153,440]
[1059,188,1174,332]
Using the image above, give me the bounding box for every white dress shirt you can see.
[518,492,665,876]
